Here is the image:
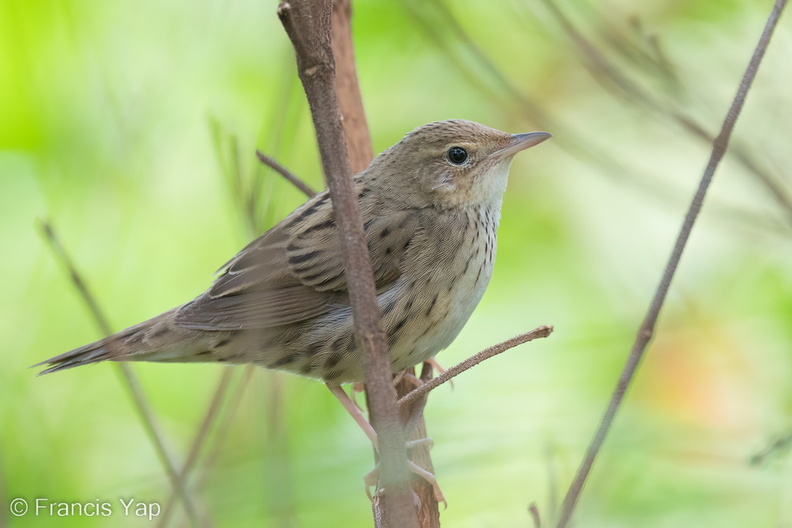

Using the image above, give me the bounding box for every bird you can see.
[37,120,550,385]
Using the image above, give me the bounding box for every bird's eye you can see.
[447,146,468,165]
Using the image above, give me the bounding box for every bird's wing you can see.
[174,192,419,330]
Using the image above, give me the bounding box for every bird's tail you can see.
[34,308,213,375]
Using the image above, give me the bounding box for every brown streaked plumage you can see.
[37,120,550,383]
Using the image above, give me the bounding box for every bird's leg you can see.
[396,364,446,505]
[326,383,434,450]
[426,358,446,375]
[399,365,447,506]
[426,357,453,389]
[395,369,422,389]
[326,383,378,445]
[326,382,446,505]
[349,381,366,415]
[396,364,448,396]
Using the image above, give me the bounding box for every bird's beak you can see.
[495,131,552,158]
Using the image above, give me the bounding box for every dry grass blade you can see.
[38,220,206,528]
[555,1,789,526]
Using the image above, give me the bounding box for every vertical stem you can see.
[331,0,441,522]
[331,0,373,173]
[277,1,418,526]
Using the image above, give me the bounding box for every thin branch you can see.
[410,0,789,235]
[277,1,418,526]
[542,0,792,228]
[529,503,542,528]
[401,0,688,214]
[236,120,300,524]
[329,0,443,522]
[256,149,317,197]
[38,220,205,528]
[751,429,792,465]
[398,326,554,409]
[194,366,256,492]
[156,369,233,528]
[555,2,788,526]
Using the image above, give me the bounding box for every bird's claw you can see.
[363,459,447,508]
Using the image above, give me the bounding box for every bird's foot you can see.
[364,456,446,507]
[326,383,446,506]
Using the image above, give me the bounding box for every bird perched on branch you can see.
[39,120,550,386]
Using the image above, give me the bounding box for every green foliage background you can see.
[2,0,791,526]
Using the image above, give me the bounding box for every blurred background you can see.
[2,0,791,526]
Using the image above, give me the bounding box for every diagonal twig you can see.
[751,429,792,465]
[173,122,307,527]
[194,88,312,527]
[256,150,317,198]
[38,220,205,528]
[156,369,233,528]
[398,326,554,409]
[194,365,256,492]
[555,1,788,526]
[402,0,690,212]
[542,0,792,228]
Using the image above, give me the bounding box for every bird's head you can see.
[365,119,550,211]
